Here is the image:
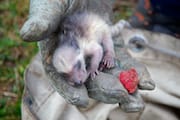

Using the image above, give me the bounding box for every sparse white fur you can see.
[53,46,85,73]
[52,12,124,85]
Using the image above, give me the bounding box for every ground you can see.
[0,0,37,119]
[0,0,134,119]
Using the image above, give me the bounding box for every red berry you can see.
[119,68,139,93]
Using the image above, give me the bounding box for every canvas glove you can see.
[20,0,155,112]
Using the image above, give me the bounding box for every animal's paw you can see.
[89,69,99,80]
[102,55,115,69]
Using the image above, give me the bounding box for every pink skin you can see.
[86,39,115,80]
[102,51,115,68]
[93,23,115,72]
[101,31,115,69]
[64,39,115,84]
[86,44,103,80]
[68,68,88,85]
[56,12,116,84]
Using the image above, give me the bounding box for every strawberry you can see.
[119,68,139,93]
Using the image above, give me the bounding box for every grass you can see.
[0,0,38,119]
[0,0,133,119]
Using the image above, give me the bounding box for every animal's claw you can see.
[90,69,99,80]
[102,55,114,68]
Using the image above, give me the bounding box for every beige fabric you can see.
[22,29,180,120]
[109,103,179,120]
[121,29,180,108]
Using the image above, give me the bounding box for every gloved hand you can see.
[20,0,155,112]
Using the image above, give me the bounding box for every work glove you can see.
[20,0,155,112]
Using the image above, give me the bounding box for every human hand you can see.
[20,0,155,112]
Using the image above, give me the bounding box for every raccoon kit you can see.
[52,12,116,85]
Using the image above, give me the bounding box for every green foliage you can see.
[0,98,21,120]
[0,0,37,119]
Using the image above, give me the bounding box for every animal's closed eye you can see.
[74,60,81,70]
